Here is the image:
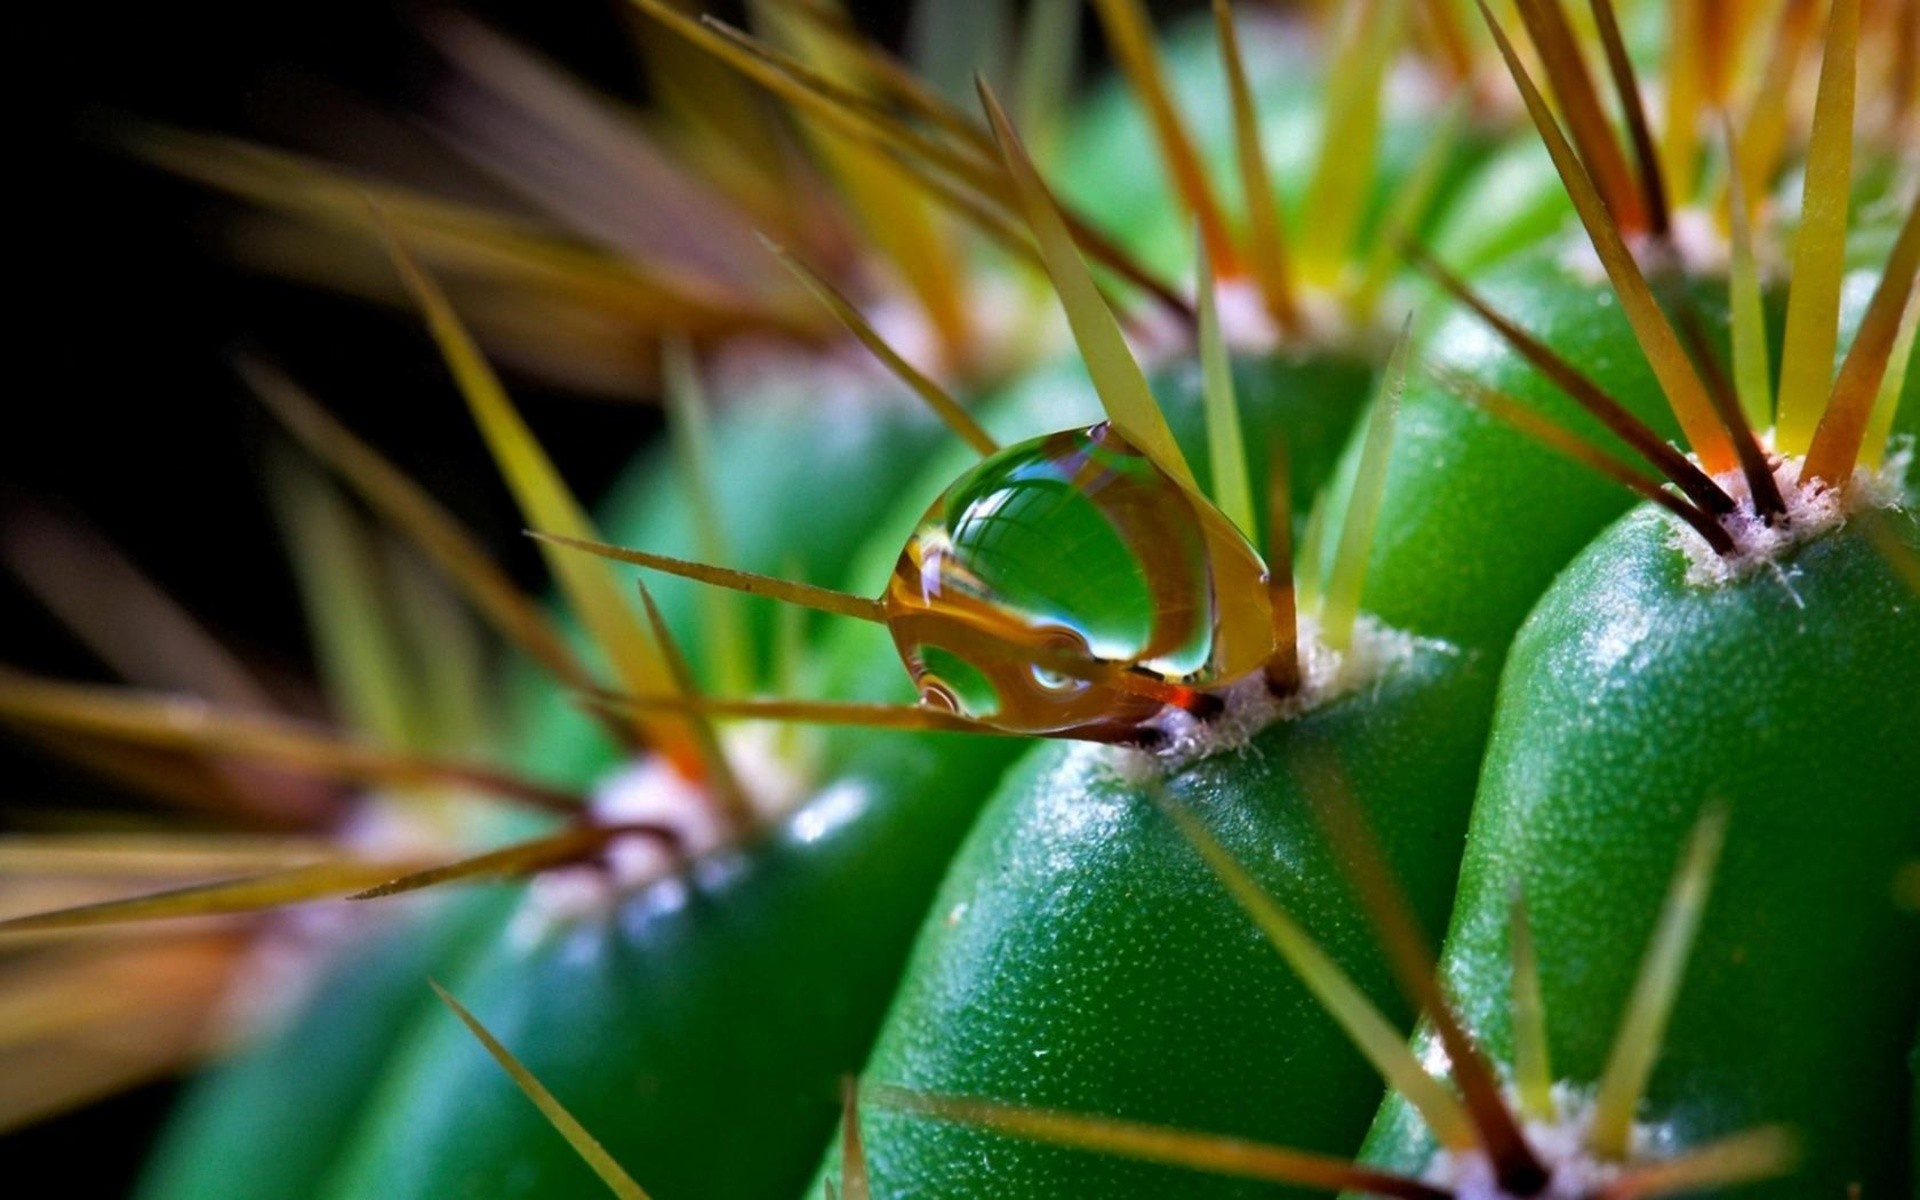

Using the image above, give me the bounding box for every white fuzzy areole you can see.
[1670,435,1913,588]
[1558,204,1738,285]
[1425,1085,1659,1200]
[209,896,385,1047]
[209,791,495,1043]
[1110,613,1455,780]
[1208,276,1355,357]
[511,725,811,945]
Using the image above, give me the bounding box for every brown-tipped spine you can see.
[1407,244,1737,518]
[1264,437,1301,698]
[1586,0,1672,237]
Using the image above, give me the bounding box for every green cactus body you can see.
[135,892,512,1200]
[319,718,1010,1200]
[1317,243,1734,653]
[812,626,1496,1199]
[1360,503,1920,1197]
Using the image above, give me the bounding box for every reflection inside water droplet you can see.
[884,423,1272,739]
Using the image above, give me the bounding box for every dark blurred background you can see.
[10,0,1036,697]
[12,0,732,698]
[9,0,935,1190]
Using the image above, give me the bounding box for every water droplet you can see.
[885,423,1271,738]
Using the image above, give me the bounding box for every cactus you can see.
[2,2,1916,1200]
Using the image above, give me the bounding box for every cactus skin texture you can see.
[810,632,1495,1200]
[1361,504,1920,1197]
